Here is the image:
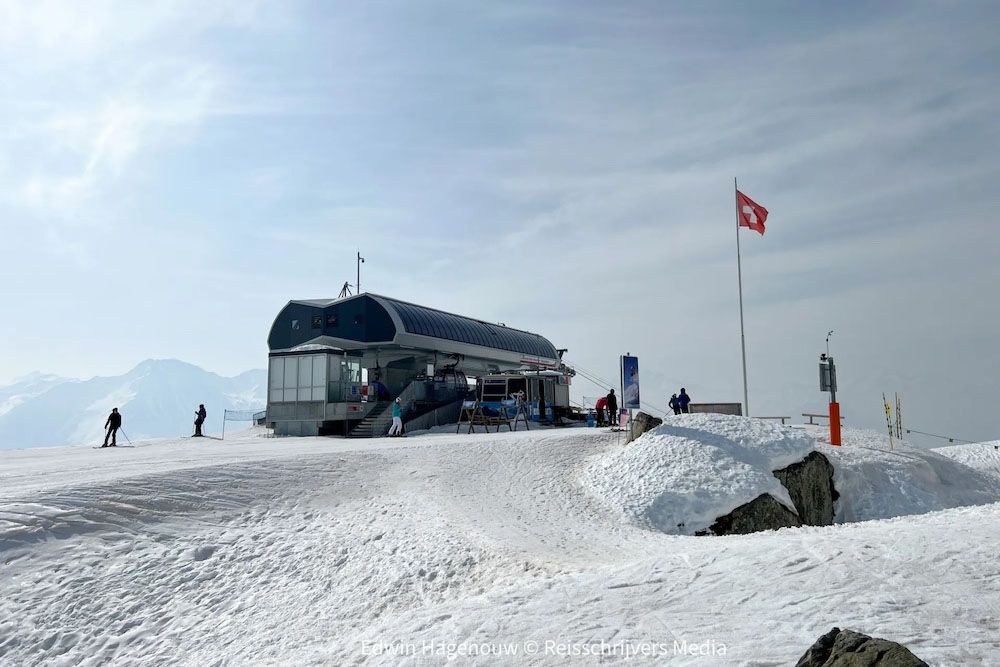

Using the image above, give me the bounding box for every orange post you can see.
[829,401,841,446]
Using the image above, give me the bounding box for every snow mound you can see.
[581,414,815,535]
[582,417,1000,534]
[823,429,1000,522]
[931,441,1000,481]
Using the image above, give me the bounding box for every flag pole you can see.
[735,177,750,417]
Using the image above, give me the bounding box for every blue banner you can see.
[622,355,640,409]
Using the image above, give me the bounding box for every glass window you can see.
[342,360,361,383]
[269,358,284,389]
[268,354,334,403]
[312,315,322,329]
[298,357,312,388]
[326,313,338,327]
[482,380,507,400]
[312,356,327,387]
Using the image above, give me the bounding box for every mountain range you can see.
[0,360,266,449]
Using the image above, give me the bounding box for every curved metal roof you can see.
[375,295,558,360]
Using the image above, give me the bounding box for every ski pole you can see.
[118,428,134,446]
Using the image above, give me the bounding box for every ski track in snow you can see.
[1,421,999,665]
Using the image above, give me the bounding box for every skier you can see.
[388,398,404,437]
[678,388,691,414]
[669,394,681,415]
[193,404,207,437]
[606,389,618,427]
[102,408,122,447]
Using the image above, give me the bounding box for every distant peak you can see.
[129,359,206,376]
[10,371,71,385]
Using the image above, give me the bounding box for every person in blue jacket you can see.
[678,388,691,414]
[388,398,404,437]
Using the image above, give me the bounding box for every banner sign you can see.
[622,355,640,409]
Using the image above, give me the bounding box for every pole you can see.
[119,428,133,446]
[616,355,623,444]
[222,410,227,441]
[735,178,750,417]
[828,356,840,445]
[356,251,365,294]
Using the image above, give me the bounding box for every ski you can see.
[883,393,894,450]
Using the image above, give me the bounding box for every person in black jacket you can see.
[103,408,122,447]
[194,404,207,437]
[606,389,618,427]
[669,394,681,415]
[678,388,691,414]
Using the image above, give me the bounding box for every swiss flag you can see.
[737,190,768,235]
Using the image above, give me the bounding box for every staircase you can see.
[348,401,392,438]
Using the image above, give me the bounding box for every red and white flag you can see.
[737,190,768,235]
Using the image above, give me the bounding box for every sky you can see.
[2,0,998,446]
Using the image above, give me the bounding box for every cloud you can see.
[10,63,219,221]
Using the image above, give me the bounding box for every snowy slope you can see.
[1,419,999,665]
[933,441,1000,481]
[0,360,265,449]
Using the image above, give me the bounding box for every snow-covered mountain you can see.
[0,372,74,418]
[0,360,265,449]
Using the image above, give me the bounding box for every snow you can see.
[2,416,999,665]
[823,430,1000,522]
[581,416,1000,534]
[933,441,1000,481]
[582,414,816,534]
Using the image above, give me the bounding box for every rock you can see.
[708,493,802,535]
[796,627,928,666]
[773,451,839,526]
[703,450,840,535]
[628,411,662,442]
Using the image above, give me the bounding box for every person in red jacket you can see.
[606,389,618,426]
[595,396,608,426]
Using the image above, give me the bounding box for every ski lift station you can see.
[266,293,573,437]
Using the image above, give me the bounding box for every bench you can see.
[802,413,845,425]
[757,416,792,425]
